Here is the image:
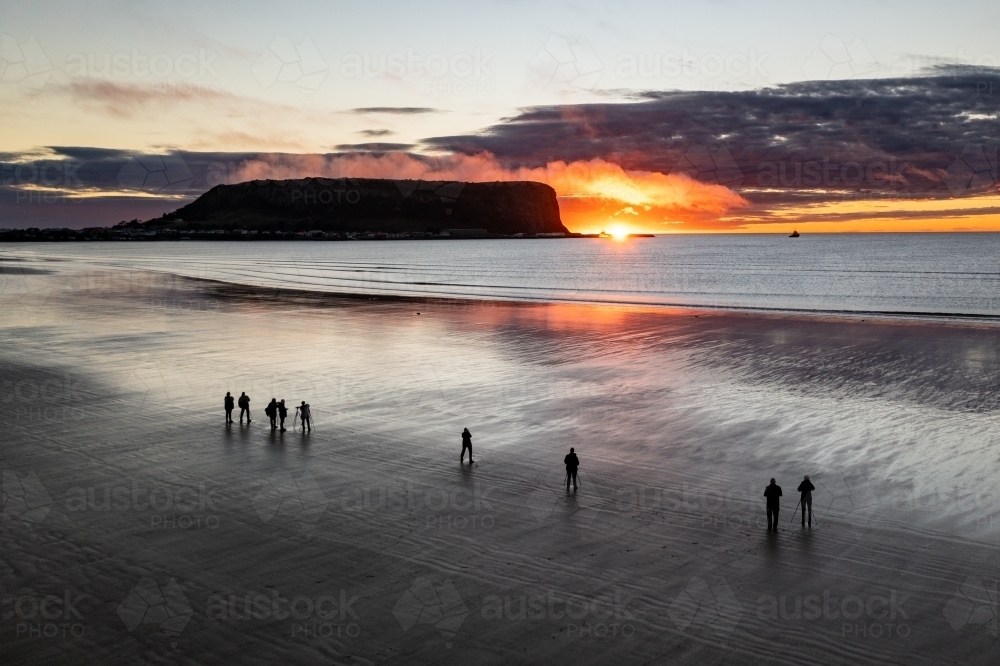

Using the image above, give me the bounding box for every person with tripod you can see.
[797,475,815,527]
[565,448,580,491]
[296,401,312,432]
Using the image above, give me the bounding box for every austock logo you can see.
[339,47,495,95]
[117,153,194,193]
[3,373,86,422]
[946,145,997,197]
[755,588,911,639]
[480,588,637,640]
[668,577,743,638]
[65,49,219,81]
[335,479,496,531]
[394,180,465,206]
[393,577,469,648]
[528,34,603,91]
[2,589,89,640]
[802,35,877,80]
[252,469,328,535]
[524,469,609,527]
[671,144,743,187]
[117,577,193,637]
[206,588,361,639]
[1,469,52,524]
[944,577,997,636]
[0,34,53,90]
[252,36,328,93]
[290,179,362,206]
[64,479,221,530]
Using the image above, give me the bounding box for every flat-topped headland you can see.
[146,177,568,237]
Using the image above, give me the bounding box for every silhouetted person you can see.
[224,392,235,424]
[278,399,288,432]
[297,401,311,432]
[764,478,782,531]
[266,398,278,430]
[565,448,580,490]
[797,475,815,527]
[461,428,473,464]
[238,392,251,424]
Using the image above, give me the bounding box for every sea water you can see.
[4,233,1000,316]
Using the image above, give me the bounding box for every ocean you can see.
[4,232,1000,317]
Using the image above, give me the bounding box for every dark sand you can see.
[2,257,1000,665]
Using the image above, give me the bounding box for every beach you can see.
[2,254,1000,665]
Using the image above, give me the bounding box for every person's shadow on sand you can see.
[763,529,783,566]
[792,526,816,556]
[234,424,251,445]
[457,461,475,487]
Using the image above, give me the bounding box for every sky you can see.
[1,0,999,232]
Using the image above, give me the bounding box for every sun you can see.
[608,224,629,241]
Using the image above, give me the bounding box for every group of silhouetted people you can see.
[218,374,838,542]
[224,392,311,432]
[222,399,828,532]
[764,475,816,531]
[221,398,822,525]
[222,398,823,525]
[223,392,252,424]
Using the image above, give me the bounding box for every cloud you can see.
[63,80,237,118]
[8,68,1000,230]
[220,151,731,201]
[349,107,441,115]
[0,146,748,229]
[59,81,331,145]
[425,66,1000,202]
[219,151,748,229]
[334,142,416,151]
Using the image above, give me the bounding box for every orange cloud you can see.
[226,152,749,232]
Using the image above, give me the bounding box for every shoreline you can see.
[89,266,1000,329]
[0,232,654,242]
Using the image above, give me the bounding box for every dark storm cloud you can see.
[0,148,257,195]
[425,67,1000,201]
[0,149,287,228]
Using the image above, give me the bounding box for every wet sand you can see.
[2,256,1000,665]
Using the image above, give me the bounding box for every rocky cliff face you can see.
[150,178,567,235]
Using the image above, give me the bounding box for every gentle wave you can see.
[4,233,1000,318]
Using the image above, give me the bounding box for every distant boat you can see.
[789,229,800,237]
